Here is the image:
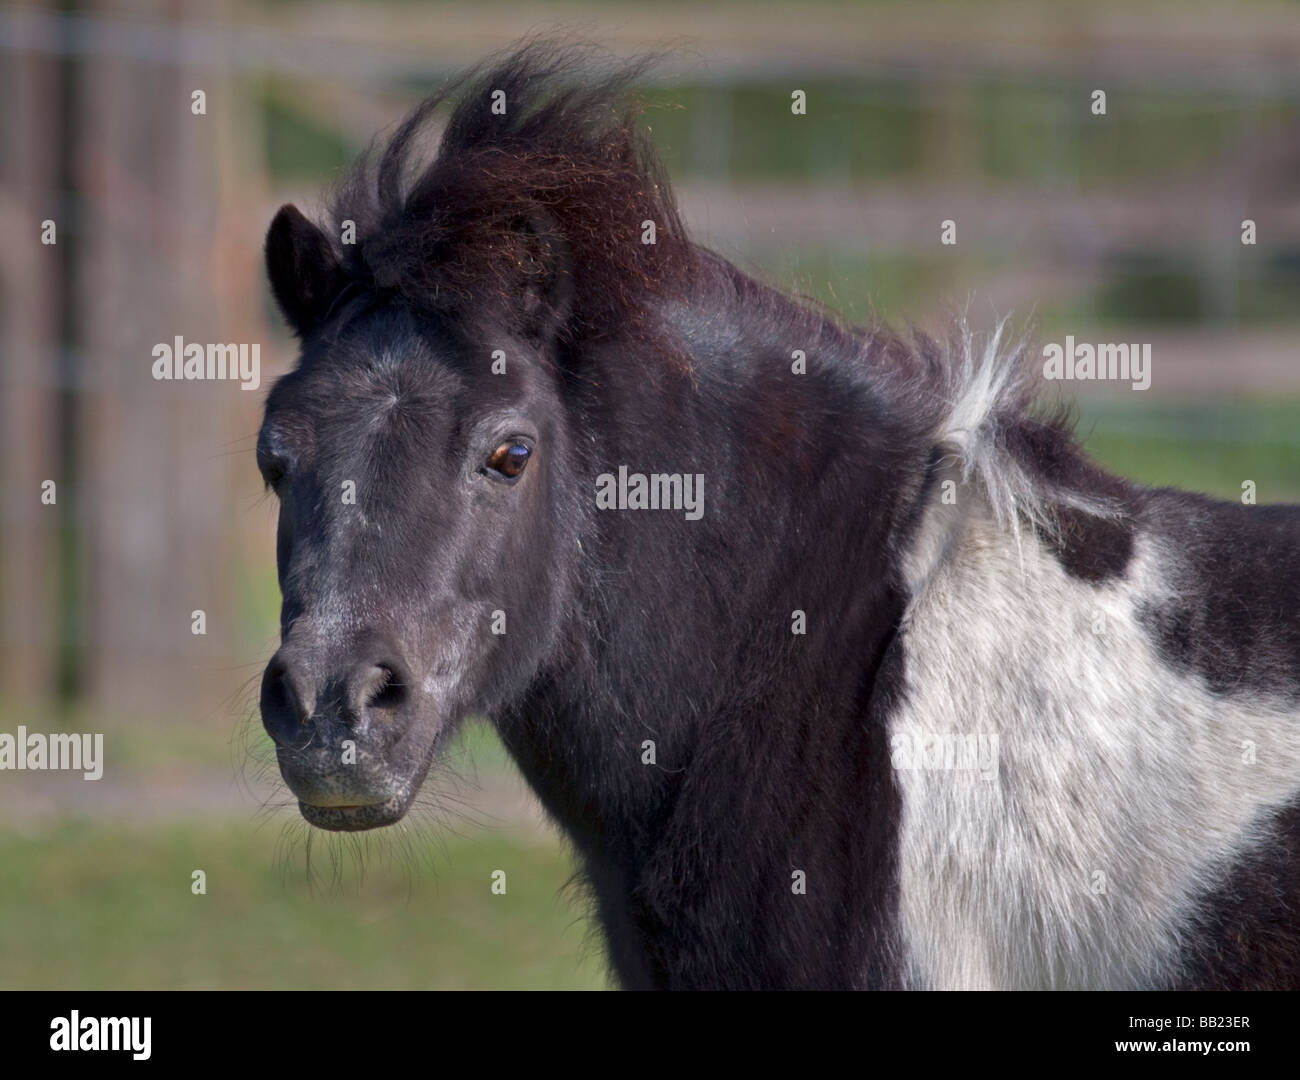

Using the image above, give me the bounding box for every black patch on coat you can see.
[1009,416,1137,583]
[1138,493,1300,700]
[1171,798,1300,990]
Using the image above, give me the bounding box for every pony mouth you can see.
[280,734,443,832]
[298,797,408,831]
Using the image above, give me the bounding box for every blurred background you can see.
[1,0,1297,989]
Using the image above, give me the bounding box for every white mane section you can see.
[900,316,1118,594]
[943,319,1120,514]
[932,316,1048,536]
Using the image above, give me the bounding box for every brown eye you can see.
[485,441,531,481]
[256,442,288,491]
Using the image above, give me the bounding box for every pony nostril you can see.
[363,664,409,711]
[261,657,312,748]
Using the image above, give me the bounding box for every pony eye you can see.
[257,447,288,491]
[485,441,531,481]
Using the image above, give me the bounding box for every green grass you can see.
[0,713,599,990]
[259,80,354,181]
[1076,397,1300,503]
[745,248,953,325]
[0,821,608,990]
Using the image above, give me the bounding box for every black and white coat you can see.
[887,322,1300,989]
[262,42,1300,990]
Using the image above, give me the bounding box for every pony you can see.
[257,41,1300,989]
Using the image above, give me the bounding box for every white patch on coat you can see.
[893,485,1300,990]
[888,320,1300,989]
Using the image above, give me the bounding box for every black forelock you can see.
[324,38,696,348]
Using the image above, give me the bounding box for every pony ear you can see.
[265,204,347,337]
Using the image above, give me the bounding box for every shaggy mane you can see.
[329,39,694,344]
